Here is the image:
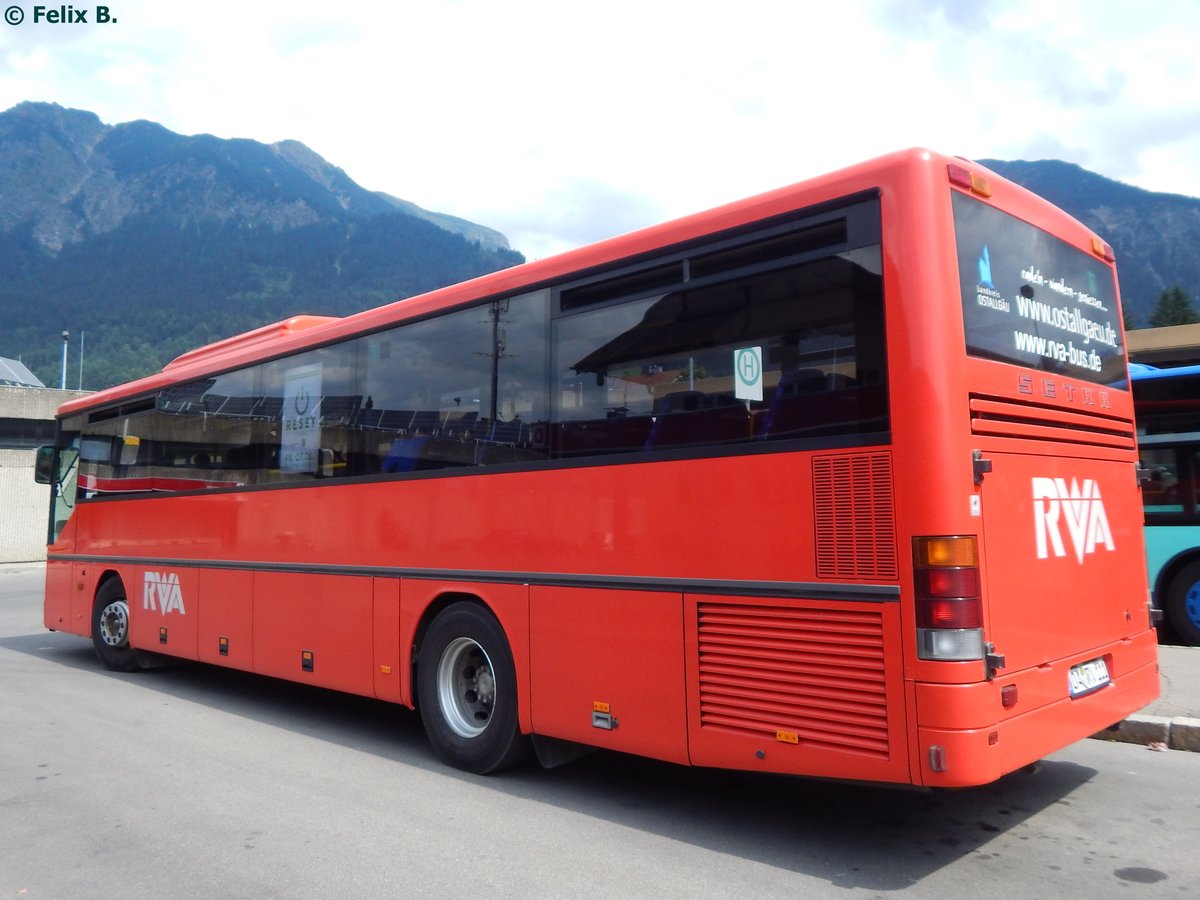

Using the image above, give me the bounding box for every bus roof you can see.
[1129,363,1200,381]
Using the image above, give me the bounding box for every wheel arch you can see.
[411,590,487,691]
[1154,548,1200,609]
[404,583,533,735]
[95,568,125,598]
[90,569,141,671]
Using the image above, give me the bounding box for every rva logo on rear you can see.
[143,571,186,615]
[1032,477,1115,563]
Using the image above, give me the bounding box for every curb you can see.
[1092,714,1200,752]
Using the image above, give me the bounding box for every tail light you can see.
[914,536,985,661]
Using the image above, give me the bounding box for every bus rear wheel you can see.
[91,578,141,672]
[1165,561,1200,646]
[416,602,530,774]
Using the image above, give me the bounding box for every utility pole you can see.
[60,331,69,390]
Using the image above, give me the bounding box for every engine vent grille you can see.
[697,602,890,758]
[969,394,1136,449]
[813,452,897,579]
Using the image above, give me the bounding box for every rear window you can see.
[953,191,1125,386]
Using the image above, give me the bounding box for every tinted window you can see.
[954,191,1124,385]
[70,291,551,496]
[553,210,887,455]
[359,292,549,471]
[67,196,891,495]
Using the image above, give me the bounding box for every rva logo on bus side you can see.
[1032,477,1115,564]
[143,571,186,615]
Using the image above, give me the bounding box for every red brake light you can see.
[918,596,983,629]
[916,567,981,600]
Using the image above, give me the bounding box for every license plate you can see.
[1069,657,1111,698]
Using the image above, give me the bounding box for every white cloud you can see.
[1,0,1199,258]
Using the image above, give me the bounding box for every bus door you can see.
[976,449,1147,674]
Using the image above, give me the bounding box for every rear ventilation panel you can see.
[969,394,1136,450]
[813,452,898,580]
[697,602,889,758]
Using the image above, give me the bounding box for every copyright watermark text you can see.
[5,5,119,25]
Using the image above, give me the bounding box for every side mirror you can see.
[34,445,54,484]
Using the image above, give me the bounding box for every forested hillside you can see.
[981,158,1200,327]
[0,102,522,388]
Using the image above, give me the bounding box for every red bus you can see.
[38,149,1158,787]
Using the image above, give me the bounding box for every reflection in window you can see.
[553,251,887,455]
[359,292,549,471]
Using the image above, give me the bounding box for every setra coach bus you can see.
[37,148,1158,787]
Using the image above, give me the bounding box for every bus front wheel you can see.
[416,602,530,774]
[91,578,141,672]
[1165,562,1200,646]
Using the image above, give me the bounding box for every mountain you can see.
[979,158,1200,327]
[0,102,523,389]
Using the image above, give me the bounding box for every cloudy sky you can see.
[2,0,1198,260]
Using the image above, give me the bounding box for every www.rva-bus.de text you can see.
[1013,330,1104,371]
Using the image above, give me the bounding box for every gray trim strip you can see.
[48,553,901,603]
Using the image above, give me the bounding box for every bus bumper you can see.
[913,629,1160,788]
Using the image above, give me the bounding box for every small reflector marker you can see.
[218,636,229,656]
[593,701,611,713]
[1091,236,1116,262]
[302,650,314,672]
[159,627,168,644]
[776,730,799,744]
[379,664,392,675]
[929,745,946,772]
[1001,685,1018,709]
[988,731,1000,746]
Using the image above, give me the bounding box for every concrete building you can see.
[1,359,88,562]
[1127,323,1200,367]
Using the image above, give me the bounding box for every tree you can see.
[1148,286,1199,327]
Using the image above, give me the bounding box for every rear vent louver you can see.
[813,452,897,579]
[697,602,890,758]
[969,395,1136,449]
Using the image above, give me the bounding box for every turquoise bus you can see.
[1132,363,1200,644]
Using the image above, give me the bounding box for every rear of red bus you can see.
[886,153,1159,787]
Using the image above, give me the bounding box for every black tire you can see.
[1164,561,1200,646]
[416,601,530,774]
[91,578,140,672]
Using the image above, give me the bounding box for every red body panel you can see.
[529,587,689,764]
[197,569,254,671]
